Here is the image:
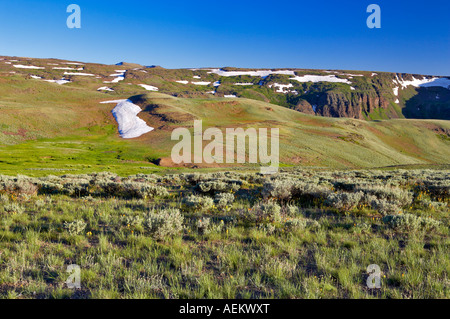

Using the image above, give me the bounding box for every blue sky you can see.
[0,0,449,75]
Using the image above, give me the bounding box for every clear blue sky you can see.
[0,0,449,75]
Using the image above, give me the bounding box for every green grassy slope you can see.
[0,57,449,175]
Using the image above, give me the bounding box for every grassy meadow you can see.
[0,169,448,299]
[0,57,449,299]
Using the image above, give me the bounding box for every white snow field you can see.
[192,81,211,85]
[30,75,42,79]
[176,80,189,84]
[139,84,159,91]
[224,94,237,98]
[234,83,254,86]
[110,100,154,139]
[207,69,356,85]
[394,76,450,90]
[13,64,44,69]
[208,69,296,77]
[289,75,352,84]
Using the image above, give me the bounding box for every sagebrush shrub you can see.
[244,201,281,223]
[326,191,363,211]
[355,184,413,206]
[2,203,25,214]
[144,208,184,240]
[64,219,87,235]
[370,198,402,215]
[197,180,241,194]
[263,178,331,201]
[283,205,301,217]
[283,218,307,232]
[121,214,143,227]
[183,195,214,212]
[382,213,440,231]
[214,193,234,208]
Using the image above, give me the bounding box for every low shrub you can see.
[244,201,281,223]
[283,218,307,232]
[325,191,363,211]
[382,213,440,232]
[144,208,184,240]
[183,195,214,212]
[64,219,87,235]
[2,203,25,214]
[214,193,235,208]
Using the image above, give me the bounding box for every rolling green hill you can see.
[0,56,449,175]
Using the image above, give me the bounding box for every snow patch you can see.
[30,75,42,79]
[105,70,126,83]
[395,76,450,90]
[290,75,352,84]
[192,81,211,85]
[100,99,127,104]
[139,84,159,91]
[176,80,189,84]
[13,64,44,69]
[110,76,124,83]
[44,79,71,85]
[270,83,294,93]
[111,100,154,139]
[97,87,114,92]
[224,94,237,98]
[234,83,254,86]
[208,69,296,78]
